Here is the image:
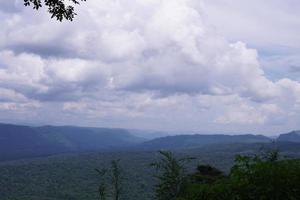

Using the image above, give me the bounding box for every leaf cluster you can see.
[23,0,86,21]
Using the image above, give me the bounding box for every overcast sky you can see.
[0,0,300,135]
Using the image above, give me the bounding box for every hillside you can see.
[0,123,145,161]
[139,134,271,150]
[277,131,300,143]
[0,124,66,161]
[2,122,300,162]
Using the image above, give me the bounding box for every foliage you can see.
[23,0,86,21]
[95,159,124,200]
[110,159,123,200]
[95,168,108,200]
[189,164,225,184]
[151,151,194,200]
[177,152,300,200]
[229,153,300,200]
[0,145,299,200]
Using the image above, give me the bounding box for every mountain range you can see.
[277,131,300,143]
[0,123,143,161]
[1,123,300,161]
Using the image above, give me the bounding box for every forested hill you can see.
[0,123,144,161]
[0,141,299,200]
[1,122,300,162]
[138,134,272,150]
[277,131,300,142]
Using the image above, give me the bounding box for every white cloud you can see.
[215,103,281,125]
[202,0,300,49]
[0,0,300,134]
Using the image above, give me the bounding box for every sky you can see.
[0,0,300,135]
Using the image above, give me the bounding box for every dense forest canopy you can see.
[0,145,300,200]
[177,152,300,200]
[136,151,300,200]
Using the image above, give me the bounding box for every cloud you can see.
[1,0,275,101]
[0,0,300,133]
[215,103,281,125]
[201,0,300,49]
[0,50,110,101]
[0,0,22,13]
[260,53,300,81]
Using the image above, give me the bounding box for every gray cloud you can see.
[0,0,300,134]
[0,0,23,13]
[202,0,300,49]
[290,65,300,73]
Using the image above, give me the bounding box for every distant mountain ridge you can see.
[0,123,144,161]
[138,134,272,150]
[1,122,300,161]
[277,131,300,143]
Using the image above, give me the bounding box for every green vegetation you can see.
[95,168,108,200]
[0,151,156,200]
[0,123,299,200]
[0,143,299,200]
[111,159,123,200]
[150,151,194,200]
[95,160,124,200]
[176,151,300,200]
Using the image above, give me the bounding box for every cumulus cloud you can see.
[0,0,300,133]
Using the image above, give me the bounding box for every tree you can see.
[177,152,300,200]
[23,0,86,21]
[190,164,224,184]
[95,159,124,200]
[110,159,123,200]
[229,153,300,200]
[95,168,108,200]
[179,164,229,200]
[151,151,194,200]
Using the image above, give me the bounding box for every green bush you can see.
[177,152,300,200]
